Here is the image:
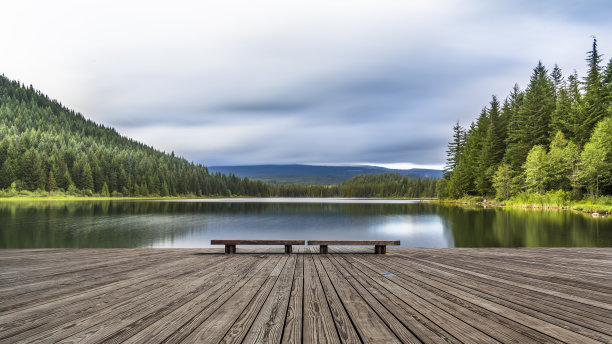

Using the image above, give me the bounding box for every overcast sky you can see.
[2,0,612,169]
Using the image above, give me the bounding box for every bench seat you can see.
[308,240,400,254]
[211,240,305,254]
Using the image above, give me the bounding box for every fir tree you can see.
[81,163,94,191]
[444,122,465,175]
[47,170,58,191]
[580,38,606,145]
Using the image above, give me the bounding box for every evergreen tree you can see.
[551,64,564,100]
[81,163,94,191]
[47,170,58,191]
[444,122,465,175]
[21,148,44,191]
[519,61,556,147]
[603,58,612,116]
[503,84,526,172]
[580,38,606,145]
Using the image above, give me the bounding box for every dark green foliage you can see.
[442,39,612,200]
[271,173,437,198]
[47,171,58,191]
[0,75,273,197]
[444,122,465,175]
[580,38,607,145]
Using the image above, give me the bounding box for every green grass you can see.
[439,192,612,214]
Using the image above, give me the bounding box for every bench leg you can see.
[375,245,386,254]
[225,245,236,254]
[320,245,328,254]
[285,245,292,254]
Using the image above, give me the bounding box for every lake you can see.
[1,198,611,248]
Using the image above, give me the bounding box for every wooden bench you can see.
[308,240,400,254]
[210,240,305,254]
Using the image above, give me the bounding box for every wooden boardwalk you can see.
[1,248,611,343]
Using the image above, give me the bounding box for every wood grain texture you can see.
[211,240,305,245]
[1,248,611,344]
[308,240,400,245]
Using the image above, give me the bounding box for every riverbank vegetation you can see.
[439,38,612,213]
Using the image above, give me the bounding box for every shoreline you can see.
[437,198,612,216]
[1,195,610,216]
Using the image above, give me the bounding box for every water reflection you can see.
[0,199,610,248]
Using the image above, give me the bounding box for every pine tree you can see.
[47,170,58,191]
[580,38,606,145]
[551,64,564,100]
[81,163,94,191]
[444,122,465,175]
[476,96,506,195]
[21,148,44,191]
[603,58,612,116]
[483,95,506,164]
[519,61,556,147]
[504,84,526,172]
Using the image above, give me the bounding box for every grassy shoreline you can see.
[438,196,612,215]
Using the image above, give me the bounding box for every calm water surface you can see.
[1,198,611,248]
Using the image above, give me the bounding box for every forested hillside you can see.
[0,75,270,197]
[440,39,612,202]
[0,76,436,198]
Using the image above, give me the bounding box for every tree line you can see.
[0,76,436,198]
[272,173,437,198]
[440,38,612,201]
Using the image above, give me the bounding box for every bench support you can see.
[375,245,387,254]
[320,245,328,254]
[225,245,236,254]
[285,245,292,254]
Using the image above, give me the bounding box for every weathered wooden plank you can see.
[310,251,362,343]
[11,255,261,343]
[302,248,342,344]
[281,250,304,344]
[331,254,463,344]
[122,254,275,344]
[343,255,500,343]
[366,255,609,344]
[240,255,297,343]
[319,254,419,343]
[179,255,290,343]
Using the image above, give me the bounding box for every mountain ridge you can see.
[209,164,442,185]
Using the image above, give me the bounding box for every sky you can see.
[2,0,612,169]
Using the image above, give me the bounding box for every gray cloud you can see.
[2,0,612,169]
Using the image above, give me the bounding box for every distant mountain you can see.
[209,164,442,185]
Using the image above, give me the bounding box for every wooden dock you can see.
[1,248,611,343]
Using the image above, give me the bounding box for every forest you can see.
[0,76,436,198]
[440,38,612,204]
